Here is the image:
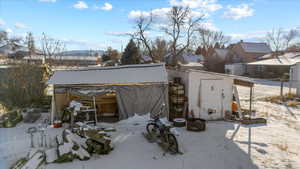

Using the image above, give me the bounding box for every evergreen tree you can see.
[26,32,35,56]
[121,39,140,65]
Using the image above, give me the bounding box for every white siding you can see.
[188,71,233,120]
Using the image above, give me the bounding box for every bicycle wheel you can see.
[167,134,179,153]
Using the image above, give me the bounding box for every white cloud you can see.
[106,31,133,36]
[73,1,88,9]
[169,0,222,12]
[128,8,171,22]
[39,0,56,2]
[14,23,27,29]
[223,4,254,20]
[101,2,113,11]
[0,19,5,26]
[5,28,13,34]
[200,22,218,31]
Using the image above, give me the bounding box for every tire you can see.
[173,118,186,127]
[167,134,179,153]
[146,123,159,136]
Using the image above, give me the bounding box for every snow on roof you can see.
[0,44,28,54]
[182,55,204,62]
[23,55,99,61]
[240,42,271,53]
[180,62,204,67]
[247,52,300,66]
[48,63,168,85]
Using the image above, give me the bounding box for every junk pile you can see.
[23,109,41,123]
[0,110,22,128]
[11,125,114,169]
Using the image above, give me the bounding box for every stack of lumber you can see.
[54,129,90,163]
[10,149,45,169]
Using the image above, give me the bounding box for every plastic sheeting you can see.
[52,84,169,121]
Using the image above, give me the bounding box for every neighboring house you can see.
[228,41,272,63]
[246,52,300,78]
[24,50,103,66]
[0,44,29,59]
[23,55,101,66]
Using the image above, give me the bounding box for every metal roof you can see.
[48,63,168,85]
[240,42,271,53]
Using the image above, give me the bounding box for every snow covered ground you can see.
[0,80,299,169]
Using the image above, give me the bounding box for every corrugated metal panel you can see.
[48,64,168,85]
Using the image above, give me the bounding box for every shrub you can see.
[1,63,46,108]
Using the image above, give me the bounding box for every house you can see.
[246,52,300,78]
[0,44,29,59]
[23,55,101,66]
[24,50,103,66]
[168,68,254,120]
[290,62,300,97]
[47,64,169,124]
[229,41,272,63]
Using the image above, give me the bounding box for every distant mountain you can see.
[60,50,104,56]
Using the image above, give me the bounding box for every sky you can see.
[0,0,299,51]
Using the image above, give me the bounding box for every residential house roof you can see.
[48,63,168,85]
[247,52,300,66]
[240,42,272,53]
[23,55,99,61]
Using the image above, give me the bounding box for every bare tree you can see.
[266,28,299,53]
[25,32,35,57]
[41,33,65,64]
[196,28,230,72]
[130,13,156,62]
[151,38,169,62]
[197,28,230,57]
[162,6,204,66]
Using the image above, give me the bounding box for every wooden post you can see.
[248,86,253,157]
[93,96,98,126]
[50,85,56,125]
[280,80,284,101]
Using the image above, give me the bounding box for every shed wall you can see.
[188,71,233,120]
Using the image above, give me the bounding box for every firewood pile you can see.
[10,127,114,169]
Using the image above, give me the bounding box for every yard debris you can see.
[186,118,206,132]
[0,110,22,128]
[23,109,41,123]
[45,148,58,163]
[240,118,267,125]
[10,150,45,169]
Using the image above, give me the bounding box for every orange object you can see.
[53,121,62,128]
[232,102,238,112]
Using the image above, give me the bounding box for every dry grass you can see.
[260,93,300,107]
[275,143,289,151]
[287,101,300,107]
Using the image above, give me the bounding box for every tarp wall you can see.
[52,84,169,121]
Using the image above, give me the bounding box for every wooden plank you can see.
[234,79,254,87]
